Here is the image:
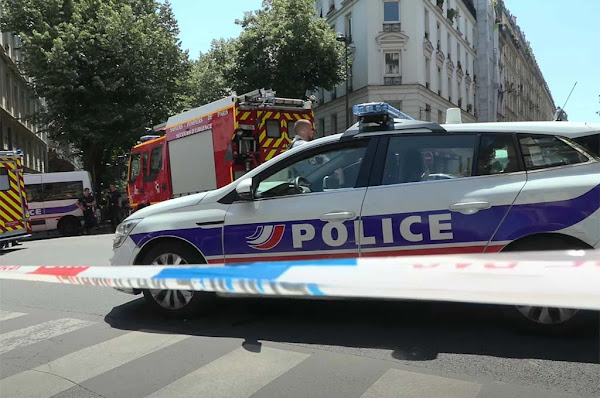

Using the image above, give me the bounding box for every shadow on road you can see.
[104,295,600,364]
[23,225,114,242]
[0,247,27,255]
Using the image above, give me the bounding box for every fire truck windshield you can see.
[129,152,141,182]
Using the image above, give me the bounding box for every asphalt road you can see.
[0,235,598,398]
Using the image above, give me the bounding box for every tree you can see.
[0,0,190,186]
[233,0,345,98]
[186,39,237,108]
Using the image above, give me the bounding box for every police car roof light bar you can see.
[342,102,447,138]
[354,102,413,122]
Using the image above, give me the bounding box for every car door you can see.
[223,138,374,263]
[358,133,527,256]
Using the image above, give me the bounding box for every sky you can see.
[169,0,600,122]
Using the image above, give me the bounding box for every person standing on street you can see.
[77,188,97,235]
[105,183,122,232]
[288,119,315,149]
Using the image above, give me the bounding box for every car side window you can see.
[476,134,521,175]
[256,143,367,198]
[519,134,588,170]
[382,135,477,185]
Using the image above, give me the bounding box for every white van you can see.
[24,171,93,235]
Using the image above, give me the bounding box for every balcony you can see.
[327,4,336,16]
[384,76,402,85]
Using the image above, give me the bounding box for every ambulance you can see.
[0,150,31,248]
[112,103,600,329]
[127,89,314,212]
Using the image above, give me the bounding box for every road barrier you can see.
[1,250,599,309]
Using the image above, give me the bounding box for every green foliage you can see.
[232,0,345,98]
[0,0,190,185]
[185,39,237,108]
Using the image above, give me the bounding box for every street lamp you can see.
[336,33,350,129]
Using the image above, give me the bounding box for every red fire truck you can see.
[127,89,314,211]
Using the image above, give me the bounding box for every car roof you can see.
[441,121,600,137]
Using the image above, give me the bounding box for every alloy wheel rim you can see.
[148,253,193,310]
[516,306,579,325]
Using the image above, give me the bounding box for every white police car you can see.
[112,103,600,327]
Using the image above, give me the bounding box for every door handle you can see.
[320,211,356,222]
[449,201,491,215]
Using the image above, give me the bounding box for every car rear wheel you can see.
[501,235,591,332]
[140,242,214,317]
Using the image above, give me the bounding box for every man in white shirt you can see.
[288,119,315,149]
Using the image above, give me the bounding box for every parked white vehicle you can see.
[24,171,93,235]
[112,103,600,329]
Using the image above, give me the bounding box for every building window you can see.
[447,33,451,59]
[345,14,353,43]
[425,57,431,89]
[448,76,452,103]
[331,114,338,135]
[384,52,401,75]
[424,8,430,39]
[456,43,460,64]
[384,0,400,23]
[438,110,443,123]
[318,118,325,138]
[437,67,443,96]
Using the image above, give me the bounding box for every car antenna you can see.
[561,82,577,110]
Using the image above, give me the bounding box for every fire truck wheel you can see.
[58,216,81,236]
[140,241,216,317]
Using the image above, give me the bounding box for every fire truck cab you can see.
[127,89,314,211]
[0,150,31,247]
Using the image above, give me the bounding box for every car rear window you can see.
[519,135,589,170]
[573,133,599,157]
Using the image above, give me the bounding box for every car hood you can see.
[128,192,209,219]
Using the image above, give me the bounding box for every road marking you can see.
[360,368,482,398]
[0,310,27,322]
[0,318,94,354]
[0,330,189,398]
[147,346,310,398]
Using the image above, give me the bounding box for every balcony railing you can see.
[383,23,401,32]
[384,76,403,85]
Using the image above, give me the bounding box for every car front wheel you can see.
[140,242,214,316]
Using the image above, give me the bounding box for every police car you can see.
[112,103,600,328]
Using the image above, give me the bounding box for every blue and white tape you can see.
[0,250,599,309]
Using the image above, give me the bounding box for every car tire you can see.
[501,235,593,334]
[140,241,215,317]
[58,216,81,236]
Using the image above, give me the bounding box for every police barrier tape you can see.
[1,250,599,310]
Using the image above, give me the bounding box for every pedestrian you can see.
[288,119,315,149]
[105,183,122,232]
[77,188,97,235]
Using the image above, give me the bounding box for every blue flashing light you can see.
[352,102,414,121]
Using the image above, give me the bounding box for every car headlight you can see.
[113,219,142,249]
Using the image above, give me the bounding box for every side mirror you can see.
[323,176,329,189]
[235,178,254,201]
